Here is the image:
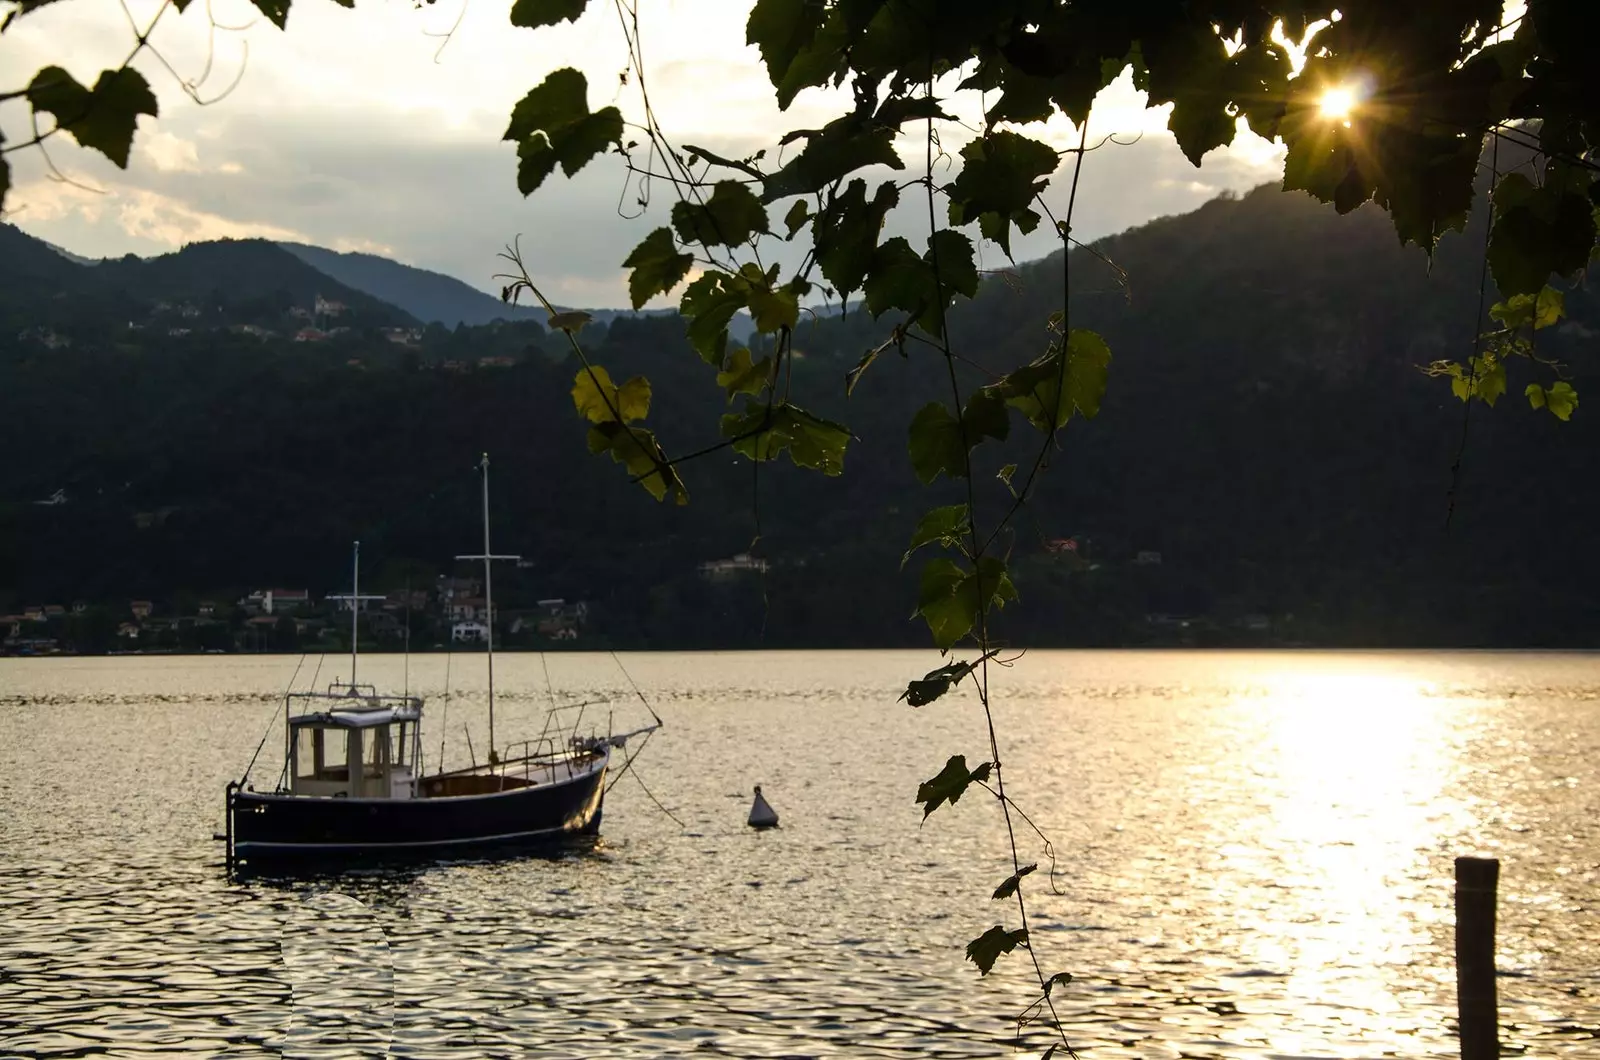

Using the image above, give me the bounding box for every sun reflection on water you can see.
[1222,668,1476,1051]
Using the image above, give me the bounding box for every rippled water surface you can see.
[1,650,1597,1058]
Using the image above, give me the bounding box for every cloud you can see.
[1,0,1287,307]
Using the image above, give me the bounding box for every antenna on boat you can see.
[327,540,384,686]
[457,453,520,762]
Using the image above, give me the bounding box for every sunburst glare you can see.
[1318,84,1360,122]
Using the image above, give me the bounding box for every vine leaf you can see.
[986,329,1111,432]
[672,180,771,247]
[864,232,977,337]
[547,310,592,332]
[762,114,903,201]
[570,367,684,504]
[915,754,992,819]
[747,283,799,333]
[1526,381,1578,421]
[903,504,970,568]
[27,66,158,168]
[504,68,623,195]
[716,347,771,401]
[571,365,650,424]
[623,228,694,310]
[509,0,588,28]
[783,198,810,238]
[586,423,687,504]
[906,390,1008,485]
[914,556,1016,650]
[815,179,899,300]
[899,657,979,707]
[1490,287,1564,331]
[1488,170,1597,297]
[992,863,1037,900]
[947,131,1058,257]
[746,0,826,97]
[680,271,747,363]
[966,925,1029,976]
[721,403,851,475]
[1044,971,1073,996]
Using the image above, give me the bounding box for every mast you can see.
[327,540,383,686]
[457,454,520,761]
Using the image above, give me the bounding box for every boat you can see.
[225,453,657,871]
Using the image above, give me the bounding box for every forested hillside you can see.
[3,185,1597,648]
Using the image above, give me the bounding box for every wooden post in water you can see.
[1455,856,1500,1060]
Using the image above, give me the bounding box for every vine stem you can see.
[922,68,1081,1059]
[1446,130,1501,529]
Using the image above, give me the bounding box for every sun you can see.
[1318,84,1359,121]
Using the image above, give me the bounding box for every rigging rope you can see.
[242,652,306,787]
[610,649,663,727]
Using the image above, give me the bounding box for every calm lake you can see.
[0,650,1596,1058]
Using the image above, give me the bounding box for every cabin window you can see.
[294,727,317,779]
[365,726,391,778]
[293,727,351,780]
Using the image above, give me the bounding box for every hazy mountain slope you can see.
[280,242,547,328]
[4,186,1598,647]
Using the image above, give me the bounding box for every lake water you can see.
[0,650,1596,1059]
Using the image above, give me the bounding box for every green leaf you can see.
[586,422,687,505]
[720,403,851,475]
[622,228,693,310]
[946,131,1058,257]
[248,0,291,28]
[1488,171,1597,297]
[680,271,747,364]
[747,284,799,333]
[992,863,1036,900]
[863,231,978,337]
[904,504,970,567]
[986,329,1111,432]
[815,179,899,298]
[1534,380,1579,421]
[716,347,771,401]
[546,310,592,332]
[915,754,991,819]
[906,390,1008,486]
[997,463,1017,489]
[1476,358,1507,407]
[672,180,770,248]
[898,657,979,707]
[914,556,1016,650]
[746,0,827,94]
[927,228,978,299]
[572,365,651,425]
[1491,286,1566,332]
[509,0,587,28]
[27,66,158,169]
[965,925,1028,976]
[762,115,903,201]
[503,68,622,195]
[783,198,810,238]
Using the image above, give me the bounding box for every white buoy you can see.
[748,785,778,829]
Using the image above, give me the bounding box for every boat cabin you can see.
[287,696,423,800]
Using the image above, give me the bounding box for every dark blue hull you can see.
[227,759,606,870]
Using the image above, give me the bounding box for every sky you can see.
[1,0,1294,308]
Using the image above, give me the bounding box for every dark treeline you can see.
[3,183,1598,648]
